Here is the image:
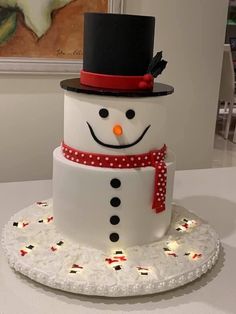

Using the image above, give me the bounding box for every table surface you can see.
[0,167,236,314]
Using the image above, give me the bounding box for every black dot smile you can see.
[86,122,151,149]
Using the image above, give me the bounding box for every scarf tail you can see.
[152,161,167,213]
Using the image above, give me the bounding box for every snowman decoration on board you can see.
[53,12,175,252]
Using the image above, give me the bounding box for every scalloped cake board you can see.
[1,200,219,297]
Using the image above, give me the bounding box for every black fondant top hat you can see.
[61,13,174,97]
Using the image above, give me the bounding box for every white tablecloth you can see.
[0,167,236,314]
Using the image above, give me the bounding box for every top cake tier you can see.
[61,12,174,154]
[63,92,170,155]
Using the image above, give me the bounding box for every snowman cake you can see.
[54,13,175,251]
[2,12,220,297]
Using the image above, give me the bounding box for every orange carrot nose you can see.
[113,124,123,136]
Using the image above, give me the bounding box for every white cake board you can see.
[1,200,220,297]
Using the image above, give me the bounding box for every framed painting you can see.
[0,0,123,74]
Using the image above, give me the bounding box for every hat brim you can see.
[60,78,174,97]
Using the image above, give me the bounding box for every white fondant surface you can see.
[53,147,175,251]
[64,92,168,155]
[1,202,220,297]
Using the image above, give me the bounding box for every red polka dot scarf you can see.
[61,142,167,213]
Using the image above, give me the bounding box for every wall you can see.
[125,0,228,169]
[0,75,67,182]
[0,0,228,182]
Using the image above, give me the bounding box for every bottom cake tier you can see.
[2,201,219,297]
[53,147,176,251]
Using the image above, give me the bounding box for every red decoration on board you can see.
[192,253,202,259]
[62,142,167,213]
[72,264,83,269]
[36,201,48,206]
[20,250,27,256]
[80,70,154,90]
[167,252,177,257]
[115,256,127,262]
[47,216,53,223]
[137,267,149,271]
[105,258,119,265]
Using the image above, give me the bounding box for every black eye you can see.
[126,109,135,119]
[99,108,109,118]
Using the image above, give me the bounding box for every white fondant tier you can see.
[53,147,175,251]
[64,92,168,155]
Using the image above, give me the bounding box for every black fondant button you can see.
[110,233,119,242]
[110,215,120,225]
[126,109,135,119]
[110,178,121,188]
[99,108,109,118]
[110,197,121,207]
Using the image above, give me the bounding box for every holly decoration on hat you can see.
[139,51,167,90]
[148,51,167,78]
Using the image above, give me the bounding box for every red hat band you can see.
[80,70,154,90]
